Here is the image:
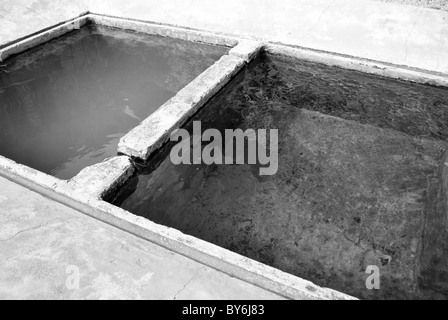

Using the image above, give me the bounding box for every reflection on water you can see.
[0,24,227,179]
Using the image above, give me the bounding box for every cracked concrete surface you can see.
[0,176,285,300]
[173,266,206,300]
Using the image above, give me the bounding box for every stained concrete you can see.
[66,156,135,200]
[89,15,238,48]
[0,175,286,300]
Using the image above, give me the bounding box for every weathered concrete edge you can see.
[2,11,445,87]
[0,10,90,50]
[0,13,240,64]
[89,14,239,47]
[0,155,62,191]
[118,54,249,160]
[266,44,448,87]
[76,198,357,300]
[0,15,89,62]
[0,155,356,300]
[0,155,134,202]
[229,40,264,62]
[90,12,448,81]
[65,156,135,199]
[89,14,448,81]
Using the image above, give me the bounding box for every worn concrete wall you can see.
[0,0,87,47]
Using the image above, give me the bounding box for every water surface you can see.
[117,53,448,299]
[0,24,227,178]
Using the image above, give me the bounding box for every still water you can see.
[0,24,227,178]
[117,53,448,299]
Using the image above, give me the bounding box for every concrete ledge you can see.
[0,155,63,195]
[0,13,239,64]
[0,157,356,299]
[89,14,239,47]
[0,1,88,49]
[0,15,89,62]
[229,40,264,62]
[267,44,448,87]
[66,156,135,199]
[7,169,354,300]
[86,0,448,74]
[118,54,246,160]
[81,199,357,300]
[0,155,133,209]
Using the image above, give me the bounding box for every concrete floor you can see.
[0,176,285,300]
